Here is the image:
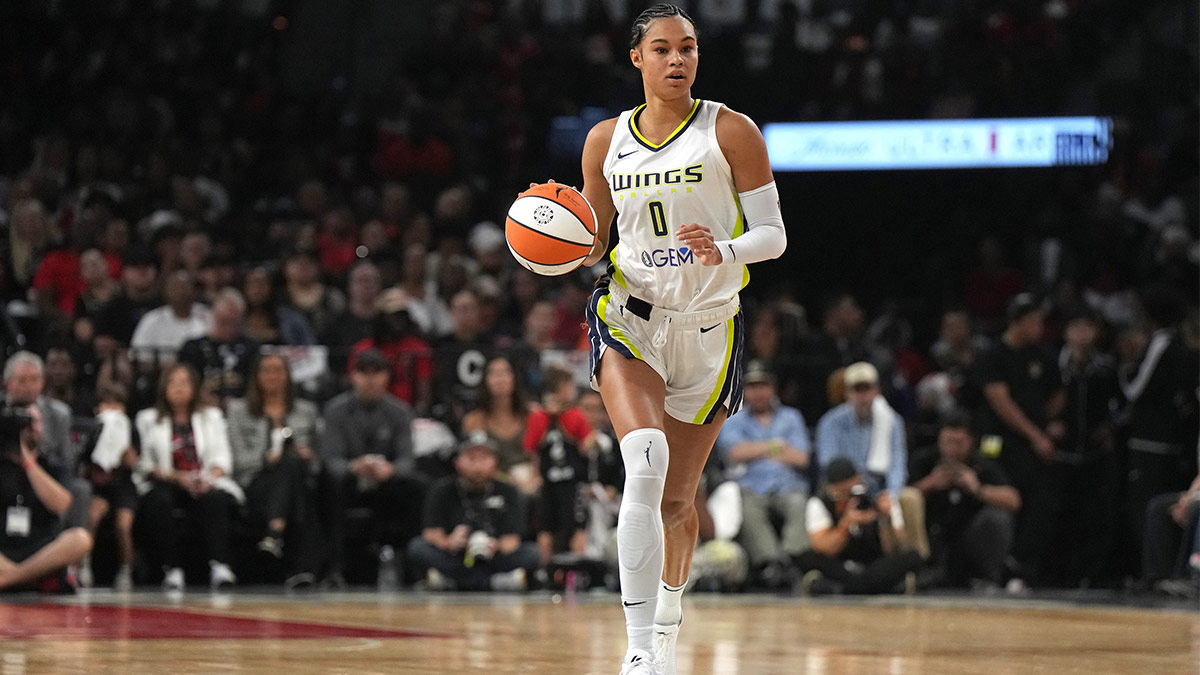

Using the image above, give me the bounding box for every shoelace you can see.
[652,624,680,669]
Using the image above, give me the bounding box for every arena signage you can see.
[764,117,1112,171]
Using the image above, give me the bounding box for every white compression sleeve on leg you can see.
[618,427,670,655]
[713,181,786,265]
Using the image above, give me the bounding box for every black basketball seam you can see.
[522,194,595,241]
[508,211,593,248]
[512,248,588,269]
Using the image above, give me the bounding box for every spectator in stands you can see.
[977,293,1064,586]
[1122,284,1199,566]
[320,348,423,587]
[322,261,382,375]
[315,207,358,280]
[130,269,210,361]
[73,248,120,322]
[717,360,812,588]
[506,298,557,395]
[227,354,322,589]
[908,414,1021,588]
[815,362,911,523]
[0,405,93,591]
[200,253,239,305]
[42,345,92,416]
[524,366,593,563]
[177,230,211,279]
[396,242,451,337]
[407,432,539,592]
[3,198,54,297]
[928,306,989,411]
[135,364,241,591]
[177,289,258,405]
[745,303,806,410]
[282,247,345,340]
[549,273,591,350]
[797,457,922,596]
[78,386,138,591]
[1143,471,1200,597]
[4,352,80,487]
[798,292,868,423]
[93,246,160,350]
[461,355,537,494]
[576,389,624,560]
[1049,310,1123,586]
[432,288,491,427]
[241,266,316,347]
[349,288,434,414]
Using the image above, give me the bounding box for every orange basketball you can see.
[505,183,597,276]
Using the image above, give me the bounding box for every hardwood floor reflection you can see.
[1,592,1196,674]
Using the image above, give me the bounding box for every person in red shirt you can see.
[348,288,433,415]
[523,366,595,563]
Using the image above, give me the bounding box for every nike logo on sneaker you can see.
[617,150,638,159]
[699,324,719,333]
[644,441,652,467]
[623,600,647,607]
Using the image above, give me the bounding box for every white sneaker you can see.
[653,622,680,675]
[163,567,185,592]
[114,566,133,593]
[490,568,527,592]
[209,561,236,590]
[619,649,661,675]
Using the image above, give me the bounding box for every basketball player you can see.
[577,5,786,673]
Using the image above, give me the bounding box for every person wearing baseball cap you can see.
[815,361,924,556]
[320,346,423,588]
[406,430,541,592]
[794,455,923,596]
[975,291,1064,590]
[716,359,813,588]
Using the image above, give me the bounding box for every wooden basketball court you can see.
[1,591,1196,673]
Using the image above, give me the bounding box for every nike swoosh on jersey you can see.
[617,150,638,159]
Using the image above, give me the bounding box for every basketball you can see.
[505,182,597,276]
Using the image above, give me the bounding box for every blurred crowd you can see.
[0,0,1195,597]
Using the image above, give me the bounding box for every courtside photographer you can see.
[0,405,92,591]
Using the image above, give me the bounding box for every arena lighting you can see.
[764,117,1112,171]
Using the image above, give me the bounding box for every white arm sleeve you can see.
[714,181,786,265]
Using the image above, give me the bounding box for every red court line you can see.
[0,603,450,641]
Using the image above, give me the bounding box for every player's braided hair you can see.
[629,3,697,49]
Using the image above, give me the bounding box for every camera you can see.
[849,483,876,511]
[0,406,34,456]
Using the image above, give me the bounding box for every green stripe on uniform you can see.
[598,293,642,361]
[731,191,750,290]
[609,247,628,289]
[692,316,736,424]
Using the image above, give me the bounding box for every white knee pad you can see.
[618,428,669,580]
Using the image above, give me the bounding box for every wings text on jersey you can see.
[610,163,704,192]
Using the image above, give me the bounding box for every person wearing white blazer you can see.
[134,364,241,591]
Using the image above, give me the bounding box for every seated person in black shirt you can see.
[407,432,540,591]
[796,457,921,595]
[177,288,258,406]
[0,406,92,591]
[908,414,1021,588]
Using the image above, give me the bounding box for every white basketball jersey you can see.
[603,99,748,313]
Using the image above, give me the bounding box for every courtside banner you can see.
[764,117,1112,171]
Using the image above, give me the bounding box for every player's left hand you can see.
[677,223,722,265]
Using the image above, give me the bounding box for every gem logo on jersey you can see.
[641,247,696,268]
[610,163,704,192]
